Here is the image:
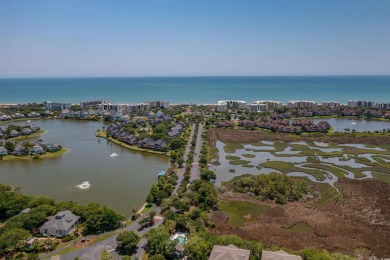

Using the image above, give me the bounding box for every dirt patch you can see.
[210,178,390,258]
[209,128,390,146]
[73,238,95,249]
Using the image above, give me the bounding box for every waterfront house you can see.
[208,245,250,260]
[0,114,11,121]
[154,139,168,150]
[28,112,40,118]
[9,130,20,138]
[60,109,73,118]
[0,126,7,134]
[0,147,8,156]
[157,170,166,178]
[11,113,25,119]
[31,145,44,155]
[46,142,61,152]
[22,128,32,135]
[43,111,54,117]
[30,125,40,132]
[39,210,80,237]
[14,144,27,156]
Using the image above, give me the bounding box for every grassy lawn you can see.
[94,231,119,243]
[208,146,219,161]
[242,153,256,158]
[225,155,240,160]
[261,161,327,181]
[223,143,244,153]
[303,163,348,178]
[287,222,314,234]
[140,203,153,214]
[100,249,114,260]
[219,200,282,228]
[373,172,390,184]
[54,245,78,256]
[229,159,251,165]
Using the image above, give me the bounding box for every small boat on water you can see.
[110,153,119,157]
[77,181,91,189]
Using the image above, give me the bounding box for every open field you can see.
[209,128,390,146]
[211,178,390,257]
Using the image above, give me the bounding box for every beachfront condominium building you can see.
[252,100,283,110]
[216,101,228,112]
[97,100,169,113]
[322,101,341,108]
[43,101,71,111]
[217,100,247,111]
[287,100,317,108]
[348,100,377,108]
[80,100,107,109]
[145,100,170,109]
[376,102,390,109]
[248,103,267,112]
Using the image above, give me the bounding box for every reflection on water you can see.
[0,119,170,215]
[313,118,390,132]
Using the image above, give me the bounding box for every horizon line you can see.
[1,74,390,80]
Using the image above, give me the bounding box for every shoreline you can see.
[7,129,46,141]
[0,148,69,161]
[96,130,170,157]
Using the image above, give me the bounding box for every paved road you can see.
[56,217,164,260]
[132,237,147,260]
[173,123,195,194]
[190,123,203,182]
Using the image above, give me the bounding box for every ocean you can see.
[0,76,389,104]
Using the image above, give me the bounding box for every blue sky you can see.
[0,0,389,77]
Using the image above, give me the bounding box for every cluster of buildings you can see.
[347,100,390,109]
[0,140,61,157]
[215,99,390,112]
[216,100,248,112]
[0,111,50,122]
[97,100,169,113]
[105,119,186,151]
[259,119,330,133]
[216,118,331,133]
[217,100,284,112]
[0,124,40,140]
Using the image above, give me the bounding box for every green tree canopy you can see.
[116,231,140,255]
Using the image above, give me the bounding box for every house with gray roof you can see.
[22,128,32,135]
[0,147,8,156]
[39,210,80,237]
[31,145,44,155]
[10,130,20,138]
[209,244,250,260]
